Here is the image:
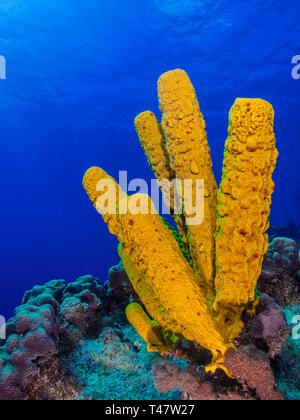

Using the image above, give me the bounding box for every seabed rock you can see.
[0,243,299,400]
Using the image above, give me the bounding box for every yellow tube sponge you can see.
[135,110,189,257]
[158,69,218,295]
[135,111,173,193]
[213,98,278,340]
[126,303,170,354]
[118,242,180,337]
[82,166,126,225]
[82,69,278,378]
[83,168,229,372]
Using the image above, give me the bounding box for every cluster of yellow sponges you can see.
[82,69,277,375]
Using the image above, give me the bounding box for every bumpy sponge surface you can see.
[157,69,218,295]
[214,98,278,340]
[135,110,189,258]
[83,168,229,371]
[135,111,173,190]
[82,70,278,378]
[126,303,170,354]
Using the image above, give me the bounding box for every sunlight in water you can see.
[154,0,208,16]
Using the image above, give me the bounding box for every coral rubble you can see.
[64,324,184,400]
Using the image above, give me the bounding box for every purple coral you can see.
[152,360,217,400]
[0,261,295,401]
[0,304,60,400]
[0,275,105,400]
[153,345,284,400]
[241,294,289,358]
[224,345,283,400]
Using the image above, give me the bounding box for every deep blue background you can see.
[0,0,299,319]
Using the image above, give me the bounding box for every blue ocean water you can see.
[0,0,299,319]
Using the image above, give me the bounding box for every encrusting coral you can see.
[82,69,278,376]
[152,345,284,401]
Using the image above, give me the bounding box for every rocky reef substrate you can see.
[0,235,299,400]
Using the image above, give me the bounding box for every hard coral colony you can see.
[82,69,278,376]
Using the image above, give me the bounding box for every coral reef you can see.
[64,324,185,400]
[240,294,289,358]
[259,237,300,305]
[224,345,283,400]
[60,276,105,343]
[0,303,61,400]
[25,358,81,400]
[82,69,278,375]
[152,344,284,401]
[152,294,289,400]
[152,359,219,400]
[0,262,298,400]
[0,275,105,400]
[105,261,141,313]
[2,70,298,401]
[268,221,300,243]
[273,304,300,400]
[0,270,186,401]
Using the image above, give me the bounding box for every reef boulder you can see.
[241,293,289,358]
[0,303,61,400]
[0,275,105,400]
